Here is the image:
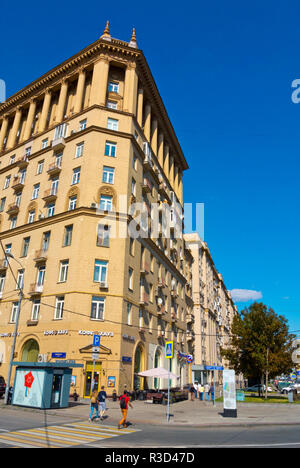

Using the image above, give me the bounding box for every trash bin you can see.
[112,390,117,402]
[288,391,293,403]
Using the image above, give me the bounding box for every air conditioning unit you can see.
[99,282,108,289]
[38,353,48,363]
[90,203,97,208]
[38,214,45,220]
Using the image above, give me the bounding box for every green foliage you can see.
[221,302,295,380]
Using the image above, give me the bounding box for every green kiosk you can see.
[11,362,83,409]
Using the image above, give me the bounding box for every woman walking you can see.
[89,389,99,422]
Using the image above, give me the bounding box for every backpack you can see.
[120,395,127,409]
[91,392,97,404]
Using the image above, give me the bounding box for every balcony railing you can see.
[47,161,62,176]
[43,188,58,202]
[33,249,48,263]
[16,156,29,169]
[6,203,20,216]
[29,283,43,296]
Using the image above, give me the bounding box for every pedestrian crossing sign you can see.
[165,341,173,359]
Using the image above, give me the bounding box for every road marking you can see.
[0,420,140,448]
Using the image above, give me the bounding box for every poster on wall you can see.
[107,376,115,388]
[223,369,237,418]
[12,369,46,408]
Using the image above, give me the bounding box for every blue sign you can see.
[205,365,224,371]
[93,335,101,347]
[51,353,66,359]
[122,356,132,363]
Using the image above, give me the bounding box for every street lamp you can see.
[4,252,24,405]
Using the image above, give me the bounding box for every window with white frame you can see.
[93,260,108,284]
[0,197,6,212]
[131,178,136,196]
[104,141,116,157]
[68,195,77,211]
[96,224,110,247]
[54,123,68,140]
[0,274,6,295]
[127,302,132,325]
[128,267,133,291]
[79,119,87,131]
[99,195,113,211]
[28,210,35,224]
[16,269,24,290]
[59,260,69,282]
[107,118,118,131]
[90,296,105,321]
[51,177,59,195]
[10,216,17,229]
[63,225,73,246]
[41,138,48,149]
[31,299,40,321]
[32,183,40,200]
[37,266,45,286]
[107,100,117,109]
[10,155,15,165]
[4,175,11,189]
[72,167,81,185]
[47,203,55,217]
[20,169,26,184]
[102,166,115,184]
[54,296,64,320]
[37,160,44,174]
[10,302,19,323]
[75,142,84,158]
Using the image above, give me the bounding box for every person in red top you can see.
[118,390,133,429]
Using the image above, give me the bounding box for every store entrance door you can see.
[51,373,63,408]
[84,361,101,398]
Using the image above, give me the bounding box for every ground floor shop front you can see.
[0,329,189,398]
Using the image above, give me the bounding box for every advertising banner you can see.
[223,369,237,417]
[13,369,46,408]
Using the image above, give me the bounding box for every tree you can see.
[221,302,295,398]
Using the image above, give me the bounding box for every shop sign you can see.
[122,356,132,363]
[122,334,135,342]
[78,330,114,337]
[52,352,66,359]
[44,330,68,336]
[0,332,20,338]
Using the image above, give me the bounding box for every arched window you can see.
[21,339,39,362]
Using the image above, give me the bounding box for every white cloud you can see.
[230,289,263,303]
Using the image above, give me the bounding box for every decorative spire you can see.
[129,28,138,48]
[101,21,111,41]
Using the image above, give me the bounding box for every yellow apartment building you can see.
[184,232,238,389]
[0,24,194,397]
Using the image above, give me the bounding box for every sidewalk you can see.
[1,398,300,428]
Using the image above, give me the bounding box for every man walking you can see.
[204,382,210,401]
[97,386,107,421]
[198,383,204,401]
[118,390,133,429]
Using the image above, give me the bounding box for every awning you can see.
[137,366,179,379]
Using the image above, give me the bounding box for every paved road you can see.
[0,408,300,448]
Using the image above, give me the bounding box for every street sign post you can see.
[91,335,101,392]
[165,341,173,423]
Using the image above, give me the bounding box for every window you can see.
[28,210,35,224]
[47,203,55,217]
[131,178,136,196]
[108,81,119,93]
[104,141,116,157]
[129,237,134,256]
[11,302,19,323]
[25,147,31,157]
[127,303,132,326]
[93,260,108,283]
[0,197,6,212]
[4,175,11,189]
[139,309,143,329]
[68,195,77,211]
[75,142,84,158]
[97,224,110,247]
[72,167,81,185]
[128,267,133,291]
[37,266,45,286]
[55,152,63,167]
[21,237,30,257]
[10,216,17,229]
[99,195,113,211]
[54,296,64,320]
[63,225,73,246]
[20,169,26,184]
[107,118,118,131]
[51,177,59,195]
[54,123,68,140]
[0,274,5,295]
[133,154,137,171]
[41,138,48,149]
[32,183,40,200]
[42,232,51,251]
[16,269,24,290]
[102,166,115,184]
[79,119,87,131]
[15,192,22,207]
[90,296,105,321]
[107,100,117,109]
[31,299,40,321]
[10,155,15,165]
[59,260,69,282]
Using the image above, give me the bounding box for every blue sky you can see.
[1,0,300,332]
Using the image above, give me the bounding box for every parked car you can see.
[0,376,6,398]
[281,384,300,394]
[244,384,273,392]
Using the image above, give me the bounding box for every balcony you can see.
[12,176,25,191]
[51,137,66,151]
[140,261,150,276]
[42,188,58,203]
[33,249,48,263]
[29,283,43,296]
[47,161,62,177]
[141,177,151,194]
[139,292,149,306]
[186,313,194,324]
[6,203,20,216]
[186,331,195,342]
[0,259,8,273]
[16,156,29,169]
[158,182,170,202]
